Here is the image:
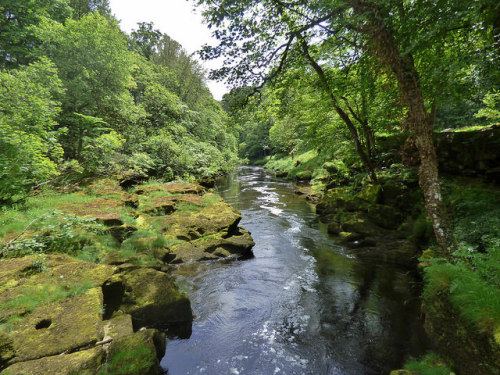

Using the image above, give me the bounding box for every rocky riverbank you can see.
[0,179,254,374]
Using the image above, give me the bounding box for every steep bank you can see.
[0,178,254,374]
[262,128,500,373]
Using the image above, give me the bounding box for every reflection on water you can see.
[162,166,428,375]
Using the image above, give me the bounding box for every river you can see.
[162,166,428,375]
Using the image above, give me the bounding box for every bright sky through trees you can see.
[108,0,228,100]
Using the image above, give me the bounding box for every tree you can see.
[69,0,111,19]
[0,0,72,68]
[130,22,163,60]
[40,12,144,158]
[0,58,64,203]
[193,0,480,253]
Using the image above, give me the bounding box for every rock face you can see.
[436,125,500,183]
[111,267,192,329]
[316,183,422,266]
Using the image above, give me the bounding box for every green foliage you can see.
[404,353,451,375]
[1,211,104,258]
[81,131,126,174]
[475,91,500,124]
[423,262,500,334]
[0,58,65,204]
[0,0,72,68]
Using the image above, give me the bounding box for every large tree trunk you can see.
[349,1,455,254]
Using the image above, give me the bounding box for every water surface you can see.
[162,166,427,375]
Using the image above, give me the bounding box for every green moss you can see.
[0,279,96,332]
[404,353,451,375]
[98,346,155,375]
[424,262,500,334]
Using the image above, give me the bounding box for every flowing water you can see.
[162,166,428,375]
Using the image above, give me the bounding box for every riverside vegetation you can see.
[2,0,500,374]
[203,0,500,373]
[0,1,252,373]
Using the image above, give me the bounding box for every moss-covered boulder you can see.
[101,329,165,375]
[0,255,114,322]
[356,184,383,204]
[159,202,242,241]
[169,229,255,263]
[1,346,105,375]
[114,267,192,330]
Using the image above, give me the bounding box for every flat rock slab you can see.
[59,197,125,226]
[136,182,204,196]
[0,255,114,320]
[1,346,104,375]
[10,288,104,363]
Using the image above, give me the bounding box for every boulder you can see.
[136,182,204,196]
[160,202,242,241]
[102,329,165,375]
[169,229,254,263]
[356,184,383,204]
[115,267,192,330]
[1,346,104,375]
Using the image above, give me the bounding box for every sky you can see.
[108,0,228,100]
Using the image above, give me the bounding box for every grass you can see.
[420,178,500,339]
[404,353,451,375]
[437,123,498,133]
[0,194,96,242]
[423,262,500,334]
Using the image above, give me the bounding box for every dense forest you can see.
[0,0,238,206]
[1,0,500,374]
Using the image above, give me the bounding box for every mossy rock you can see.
[103,314,134,340]
[389,371,413,375]
[136,182,204,196]
[101,329,165,375]
[169,229,254,263]
[0,332,14,369]
[356,184,383,204]
[322,162,338,174]
[341,217,381,237]
[0,255,114,321]
[59,197,125,226]
[366,204,401,230]
[8,287,104,363]
[116,267,192,329]
[159,202,242,241]
[295,170,313,181]
[1,346,104,375]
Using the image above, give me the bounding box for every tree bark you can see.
[349,0,455,254]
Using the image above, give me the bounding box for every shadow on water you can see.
[162,166,428,375]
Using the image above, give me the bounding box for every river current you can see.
[162,166,428,375]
